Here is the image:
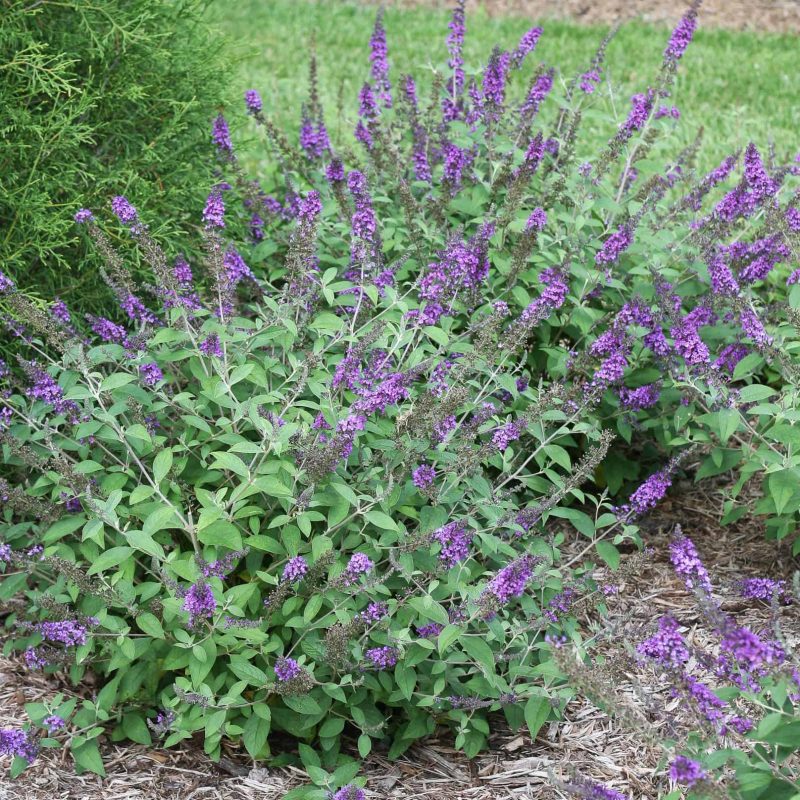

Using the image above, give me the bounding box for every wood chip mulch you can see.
[1,477,797,799]
[375,0,800,34]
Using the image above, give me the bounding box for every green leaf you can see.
[716,408,740,444]
[153,448,173,484]
[122,713,152,745]
[524,695,550,741]
[768,470,797,516]
[124,530,165,560]
[283,694,322,716]
[135,612,165,639]
[198,520,243,550]
[87,546,134,576]
[437,624,461,654]
[358,734,372,758]
[461,636,495,675]
[210,451,250,478]
[71,740,106,776]
[143,505,182,536]
[243,711,271,757]
[365,510,399,531]
[229,658,268,686]
[43,516,85,543]
[100,373,135,392]
[595,540,620,569]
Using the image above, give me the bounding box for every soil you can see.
[379,0,800,34]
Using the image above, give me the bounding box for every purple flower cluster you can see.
[669,756,706,787]
[51,299,71,325]
[182,582,216,626]
[203,190,225,229]
[111,195,137,225]
[332,785,365,800]
[299,110,330,160]
[365,645,398,669]
[618,383,660,411]
[579,69,602,94]
[526,207,547,231]
[738,577,786,602]
[24,363,78,420]
[0,729,38,762]
[43,715,66,733]
[412,223,494,325]
[244,89,262,114]
[595,224,632,267]
[511,27,542,68]
[33,619,89,646]
[637,616,690,666]
[139,362,163,386]
[212,114,233,154]
[275,657,302,682]
[199,334,223,358]
[707,253,740,296]
[479,48,511,122]
[433,521,472,568]
[200,548,248,579]
[669,533,713,594]
[620,89,654,136]
[519,69,554,120]
[486,555,538,604]
[342,552,374,586]
[412,464,436,490]
[369,11,392,108]
[664,7,698,63]
[618,465,674,519]
[282,556,309,583]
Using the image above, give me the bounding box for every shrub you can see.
[1,2,799,795]
[0,0,230,315]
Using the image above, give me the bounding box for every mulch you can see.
[1,476,798,799]
[376,0,800,34]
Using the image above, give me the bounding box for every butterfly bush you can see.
[1,1,800,790]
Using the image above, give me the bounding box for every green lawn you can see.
[207,0,798,173]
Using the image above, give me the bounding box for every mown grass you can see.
[208,0,798,173]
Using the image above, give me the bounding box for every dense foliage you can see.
[1,3,798,798]
[0,0,229,314]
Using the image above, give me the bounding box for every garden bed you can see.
[3,480,795,799]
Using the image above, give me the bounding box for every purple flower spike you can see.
[275,657,301,682]
[139,362,163,386]
[244,89,263,114]
[203,190,225,229]
[433,521,472,568]
[332,785,365,800]
[669,756,706,788]
[669,531,713,594]
[365,645,398,669]
[43,715,66,733]
[74,208,94,224]
[664,5,698,64]
[342,552,374,585]
[212,114,233,154]
[199,334,223,358]
[282,556,308,583]
[525,208,547,231]
[412,464,435,489]
[182,582,216,626]
[0,729,39,762]
[369,10,392,108]
[111,196,137,225]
